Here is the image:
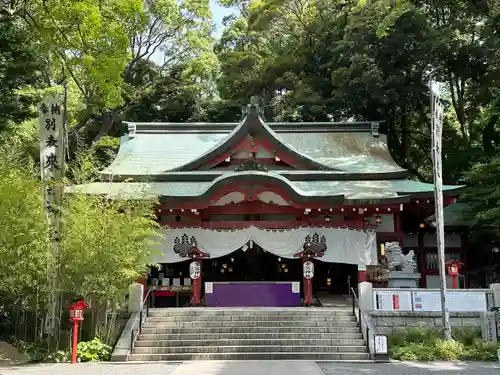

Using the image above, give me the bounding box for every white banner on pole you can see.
[430,79,452,338]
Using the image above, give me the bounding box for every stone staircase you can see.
[129,307,370,361]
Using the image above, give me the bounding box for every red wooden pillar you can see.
[189,260,203,306]
[294,236,325,307]
[302,257,314,306]
[357,265,367,283]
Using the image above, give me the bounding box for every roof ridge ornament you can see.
[371,122,380,138]
[128,123,136,138]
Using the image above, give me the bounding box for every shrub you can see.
[14,337,111,363]
[76,338,112,362]
[464,339,498,361]
[434,339,465,360]
[388,326,500,362]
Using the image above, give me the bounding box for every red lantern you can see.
[67,300,88,364]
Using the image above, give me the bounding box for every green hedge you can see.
[389,326,499,361]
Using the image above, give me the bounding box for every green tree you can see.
[463,155,500,244]
[0,148,50,302]
[0,21,45,132]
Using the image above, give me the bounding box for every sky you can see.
[151,1,235,64]
[210,0,235,38]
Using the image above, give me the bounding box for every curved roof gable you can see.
[173,104,343,172]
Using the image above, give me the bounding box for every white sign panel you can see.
[292,282,300,294]
[412,291,487,312]
[374,334,388,354]
[189,261,201,279]
[205,282,213,294]
[38,94,64,225]
[303,261,314,280]
[373,290,413,311]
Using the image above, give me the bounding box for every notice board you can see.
[373,290,413,311]
[412,291,487,312]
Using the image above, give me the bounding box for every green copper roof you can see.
[103,129,401,177]
[89,103,462,203]
[101,132,230,176]
[66,173,462,203]
[101,107,404,178]
[278,133,404,174]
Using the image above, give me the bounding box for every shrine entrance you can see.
[203,245,302,283]
[314,262,358,295]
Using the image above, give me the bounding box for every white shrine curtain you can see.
[151,226,377,266]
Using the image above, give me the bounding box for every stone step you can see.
[137,332,364,341]
[132,345,367,354]
[134,338,367,347]
[143,319,357,328]
[140,326,361,334]
[146,314,353,322]
[147,308,352,317]
[127,352,371,361]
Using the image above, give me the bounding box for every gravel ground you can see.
[0,361,498,375]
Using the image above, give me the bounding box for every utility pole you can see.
[429,79,452,340]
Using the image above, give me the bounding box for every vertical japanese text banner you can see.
[38,94,64,231]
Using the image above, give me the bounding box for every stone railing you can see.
[371,311,482,334]
[357,283,495,337]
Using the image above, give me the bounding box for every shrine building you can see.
[72,101,464,307]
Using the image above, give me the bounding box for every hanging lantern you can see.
[492,246,500,253]
[282,264,287,269]
[278,257,281,262]
[228,267,233,273]
[327,278,332,286]
[375,215,382,225]
[284,268,288,273]
[220,268,225,273]
[419,223,426,229]
[223,264,227,269]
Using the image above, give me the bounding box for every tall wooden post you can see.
[39,92,66,346]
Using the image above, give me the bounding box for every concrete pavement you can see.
[0,361,498,375]
[319,361,499,375]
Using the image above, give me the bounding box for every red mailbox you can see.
[446,260,463,289]
[67,300,88,364]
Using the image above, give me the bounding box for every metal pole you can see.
[430,79,452,340]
